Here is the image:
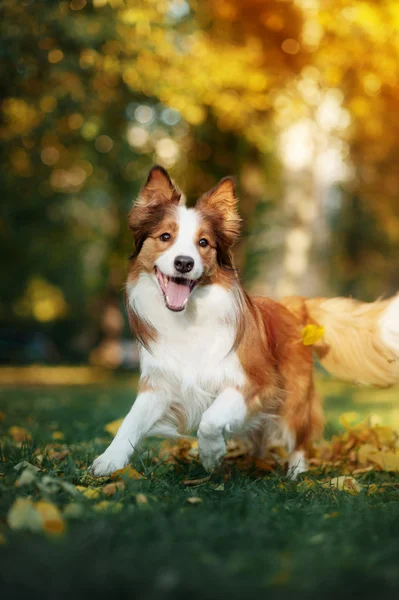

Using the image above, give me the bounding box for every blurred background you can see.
[1,0,398,371]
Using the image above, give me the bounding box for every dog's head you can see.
[128,166,241,312]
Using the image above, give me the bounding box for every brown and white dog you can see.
[91,166,399,478]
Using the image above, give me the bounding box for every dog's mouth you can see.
[155,267,197,312]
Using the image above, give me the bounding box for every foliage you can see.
[1,0,398,358]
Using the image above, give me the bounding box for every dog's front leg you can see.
[91,388,169,476]
[198,388,247,472]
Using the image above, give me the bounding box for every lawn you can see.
[1,374,399,600]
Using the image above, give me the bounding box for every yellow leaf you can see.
[339,412,361,429]
[52,431,64,440]
[324,476,363,495]
[187,497,203,504]
[35,501,65,535]
[357,443,378,465]
[7,498,65,535]
[135,493,148,505]
[75,485,101,499]
[8,426,31,443]
[7,498,42,532]
[104,418,123,436]
[112,466,143,480]
[63,503,84,518]
[102,482,125,496]
[302,324,325,346]
[368,452,399,472]
[93,501,123,513]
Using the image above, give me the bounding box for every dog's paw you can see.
[198,434,226,473]
[90,447,130,477]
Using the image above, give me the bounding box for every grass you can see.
[1,377,399,600]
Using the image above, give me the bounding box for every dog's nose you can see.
[174,255,194,274]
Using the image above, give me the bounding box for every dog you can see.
[91,166,399,478]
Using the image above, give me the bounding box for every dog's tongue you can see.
[166,279,191,311]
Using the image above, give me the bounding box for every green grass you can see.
[1,379,399,600]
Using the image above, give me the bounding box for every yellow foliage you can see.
[104,418,123,436]
[302,324,325,346]
[7,498,65,535]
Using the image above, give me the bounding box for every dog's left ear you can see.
[197,177,241,245]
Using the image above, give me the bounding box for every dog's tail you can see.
[281,294,399,387]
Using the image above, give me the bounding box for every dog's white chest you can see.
[129,276,246,428]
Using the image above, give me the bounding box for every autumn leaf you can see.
[93,501,123,513]
[102,481,125,496]
[135,493,148,505]
[51,431,64,440]
[368,452,399,472]
[8,426,31,443]
[35,501,65,535]
[324,476,363,495]
[186,497,203,504]
[111,466,143,480]
[104,418,123,436]
[7,498,65,535]
[75,485,102,499]
[302,324,325,346]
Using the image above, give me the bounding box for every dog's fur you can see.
[91,166,399,478]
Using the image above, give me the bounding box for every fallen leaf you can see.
[302,324,325,346]
[324,476,363,495]
[104,418,123,436]
[75,485,101,499]
[102,481,125,496]
[93,501,123,513]
[15,469,37,487]
[8,426,31,443]
[7,498,65,535]
[63,503,84,518]
[111,466,143,480]
[187,497,203,504]
[182,476,210,487]
[368,452,399,472]
[7,499,42,533]
[136,493,148,505]
[35,501,65,535]
[51,431,65,440]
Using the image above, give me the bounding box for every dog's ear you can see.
[136,165,180,207]
[129,166,181,237]
[197,177,241,245]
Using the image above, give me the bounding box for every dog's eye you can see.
[198,238,208,248]
[160,233,171,242]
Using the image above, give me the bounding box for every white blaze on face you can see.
[155,206,204,312]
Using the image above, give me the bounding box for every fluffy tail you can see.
[281,294,399,387]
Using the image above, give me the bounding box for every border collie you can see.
[91,166,399,478]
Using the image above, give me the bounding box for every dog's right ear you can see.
[136,165,181,207]
[128,166,181,251]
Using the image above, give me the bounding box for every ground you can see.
[0,373,399,600]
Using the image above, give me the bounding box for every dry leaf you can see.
[93,501,123,513]
[302,324,325,346]
[7,498,42,533]
[187,497,203,504]
[7,498,65,535]
[51,431,64,440]
[368,452,399,472]
[75,485,102,499]
[111,466,143,480]
[102,482,125,496]
[104,418,123,436]
[8,426,31,443]
[136,493,148,505]
[325,476,363,495]
[35,501,65,535]
[182,476,210,487]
